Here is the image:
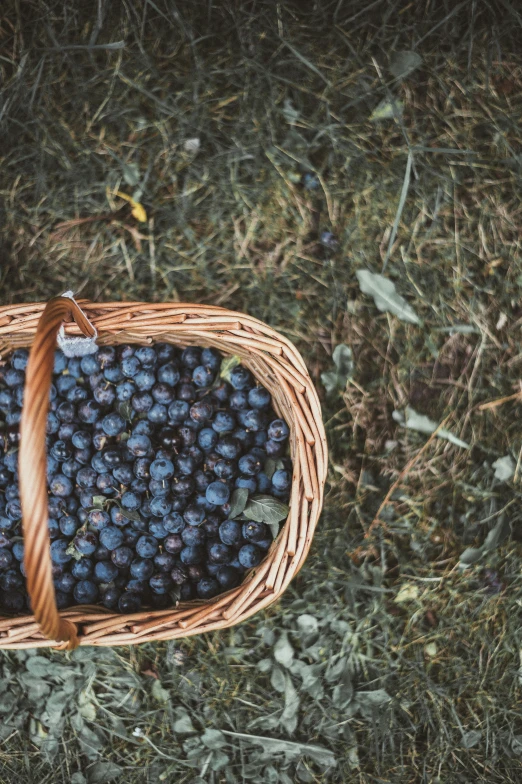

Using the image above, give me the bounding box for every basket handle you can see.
[19,296,97,649]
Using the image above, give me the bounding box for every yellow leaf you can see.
[394,583,419,603]
[114,190,147,223]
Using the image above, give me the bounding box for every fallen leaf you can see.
[114,190,147,222]
[392,406,469,449]
[356,270,421,324]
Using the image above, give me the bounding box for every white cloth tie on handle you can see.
[57,291,99,358]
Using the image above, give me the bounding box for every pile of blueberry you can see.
[0,342,292,614]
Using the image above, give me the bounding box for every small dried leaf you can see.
[356,270,420,324]
[392,407,469,449]
[492,455,515,481]
[114,190,147,222]
[220,355,241,382]
[370,97,403,121]
[389,50,422,79]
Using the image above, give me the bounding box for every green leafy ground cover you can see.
[1,1,522,781]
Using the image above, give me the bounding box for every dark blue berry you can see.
[197,577,219,599]
[206,481,230,506]
[94,560,119,583]
[268,419,290,442]
[219,520,242,546]
[238,543,262,568]
[136,535,159,559]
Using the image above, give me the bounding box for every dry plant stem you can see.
[0,299,326,649]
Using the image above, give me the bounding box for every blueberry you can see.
[59,515,79,536]
[177,383,196,403]
[135,369,156,391]
[208,542,232,564]
[80,353,101,375]
[148,403,168,424]
[0,549,13,570]
[127,434,152,457]
[238,543,262,568]
[268,419,290,442]
[119,592,141,613]
[179,582,196,600]
[190,403,213,427]
[167,400,189,424]
[248,386,271,409]
[149,573,172,594]
[212,411,236,434]
[180,545,204,565]
[272,469,291,491]
[4,368,25,387]
[58,422,76,441]
[0,568,24,591]
[97,346,116,368]
[50,474,73,497]
[77,466,97,488]
[211,381,231,403]
[163,513,185,534]
[150,458,174,481]
[122,356,141,377]
[238,409,266,432]
[74,579,99,604]
[74,531,98,555]
[47,517,60,539]
[12,348,29,371]
[136,535,159,559]
[229,366,253,390]
[94,384,116,407]
[192,365,214,388]
[121,491,141,511]
[2,590,26,612]
[55,572,76,594]
[181,347,201,369]
[158,363,180,387]
[154,343,176,362]
[78,400,101,424]
[72,559,93,580]
[111,546,133,569]
[94,560,119,583]
[199,347,220,371]
[12,542,24,562]
[164,534,183,554]
[148,520,168,539]
[101,586,121,609]
[242,521,270,543]
[214,459,237,480]
[181,525,205,546]
[239,453,263,476]
[101,412,126,437]
[235,476,257,493]
[116,380,136,402]
[50,539,72,565]
[230,390,249,411]
[98,525,124,551]
[215,436,241,460]
[265,439,285,457]
[196,577,220,599]
[6,499,21,521]
[216,565,241,590]
[135,346,157,368]
[153,552,175,574]
[206,481,230,506]
[51,440,72,462]
[202,515,220,538]
[256,472,272,493]
[132,391,153,413]
[113,464,134,485]
[130,558,154,580]
[219,520,241,546]
[197,427,218,451]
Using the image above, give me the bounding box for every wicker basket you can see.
[0,297,327,649]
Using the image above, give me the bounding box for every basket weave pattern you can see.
[0,300,327,649]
